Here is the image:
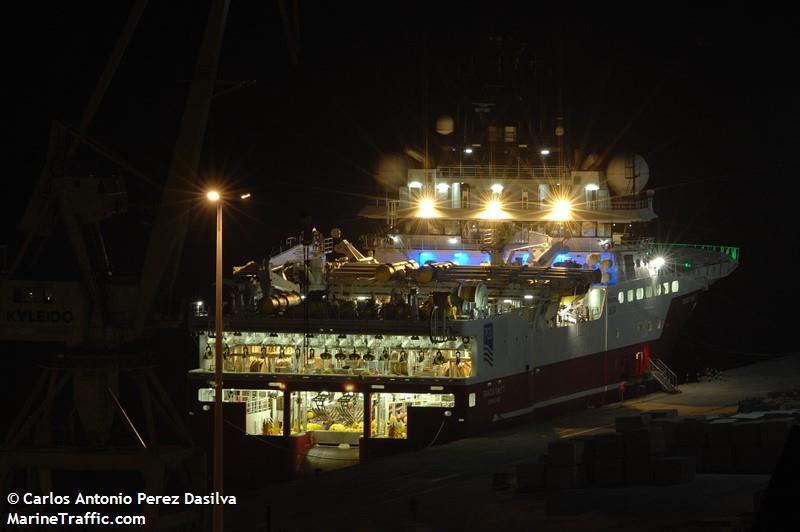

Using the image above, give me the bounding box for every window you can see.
[521,190,529,210]
[461,184,470,208]
[663,282,670,294]
[636,287,644,300]
[469,392,476,407]
[615,328,620,338]
[538,184,549,207]
[672,280,679,293]
[627,289,634,301]
[647,321,653,332]
[655,283,662,296]
[657,320,663,329]
[645,286,653,298]
[618,292,625,304]
[12,286,55,304]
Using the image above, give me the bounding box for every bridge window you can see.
[12,287,54,304]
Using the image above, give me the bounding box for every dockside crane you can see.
[1,1,231,527]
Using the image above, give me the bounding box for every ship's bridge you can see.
[360,164,657,234]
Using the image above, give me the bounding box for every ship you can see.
[186,106,739,479]
[185,29,741,477]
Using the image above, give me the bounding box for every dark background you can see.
[3,1,795,372]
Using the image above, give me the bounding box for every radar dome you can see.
[435,115,454,135]
[606,153,649,195]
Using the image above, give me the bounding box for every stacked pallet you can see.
[514,409,796,493]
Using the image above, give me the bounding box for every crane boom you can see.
[134,0,230,336]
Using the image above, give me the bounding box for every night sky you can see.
[4,2,794,360]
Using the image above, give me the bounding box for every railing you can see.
[436,165,568,180]
[361,233,486,251]
[652,242,740,262]
[610,196,651,210]
[649,358,679,393]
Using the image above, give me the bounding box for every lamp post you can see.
[206,190,224,532]
[206,190,249,531]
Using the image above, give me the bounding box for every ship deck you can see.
[224,354,800,531]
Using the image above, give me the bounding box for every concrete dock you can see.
[226,354,800,531]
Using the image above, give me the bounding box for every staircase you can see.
[649,358,680,394]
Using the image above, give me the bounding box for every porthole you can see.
[645,286,653,298]
[663,282,670,294]
[627,289,634,301]
[672,280,679,293]
[618,291,624,304]
[636,287,644,300]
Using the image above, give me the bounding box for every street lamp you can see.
[206,189,224,532]
[206,189,249,532]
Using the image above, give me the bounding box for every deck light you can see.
[417,197,438,218]
[540,149,550,156]
[408,181,423,189]
[480,199,507,220]
[464,147,473,154]
[550,199,572,221]
[437,183,450,193]
[585,184,600,191]
[652,257,665,269]
[490,183,504,194]
[207,190,220,202]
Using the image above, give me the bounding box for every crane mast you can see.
[1,3,232,528]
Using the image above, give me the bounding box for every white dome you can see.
[435,115,454,135]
